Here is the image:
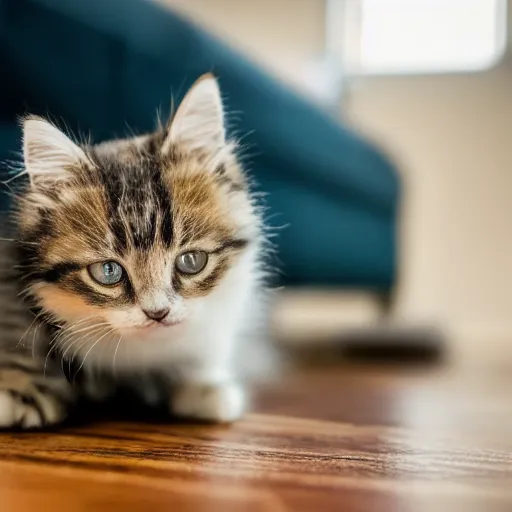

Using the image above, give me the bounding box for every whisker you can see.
[14,311,43,350]
[51,316,108,346]
[52,324,108,345]
[44,340,62,377]
[44,317,107,376]
[68,337,95,377]
[56,323,110,362]
[73,328,116,380]
[112,335,123,375]
[31,321,41,359]
[59,321,111,342]
[60,326,107,376]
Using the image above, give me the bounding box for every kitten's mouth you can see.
[138,319,183,330]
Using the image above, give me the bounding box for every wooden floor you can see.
[0,355,511,511]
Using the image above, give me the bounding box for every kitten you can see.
[0,74,265,429]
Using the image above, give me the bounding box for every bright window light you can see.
[351,0,507,74]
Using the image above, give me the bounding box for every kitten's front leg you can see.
[170,277,255,423]
[0,353,73,429]
[172,379,246,423]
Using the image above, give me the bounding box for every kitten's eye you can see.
[176,251,208,275]
[88,261,124,286]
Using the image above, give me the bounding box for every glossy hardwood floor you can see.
[0,352,511,511]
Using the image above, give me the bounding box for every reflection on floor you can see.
[0,290,511,511]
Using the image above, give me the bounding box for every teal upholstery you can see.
[0,0,400,288]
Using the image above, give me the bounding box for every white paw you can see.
[172,382,246,423]
[0,368,69,429]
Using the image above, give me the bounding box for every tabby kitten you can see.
[0,74,264,429]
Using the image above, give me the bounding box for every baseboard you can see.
[271,288,385,346]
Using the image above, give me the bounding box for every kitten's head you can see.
[16,75,260,343]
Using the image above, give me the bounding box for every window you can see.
[326,0,508,75]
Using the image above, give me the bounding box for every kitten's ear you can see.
[162,74,226,157]
[23,116,91,188]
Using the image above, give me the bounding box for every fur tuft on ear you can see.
[23,116,91,188]
[162,74,226,157]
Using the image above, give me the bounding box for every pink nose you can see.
[143,308,170,322]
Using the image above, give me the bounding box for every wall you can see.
[347,62,512,344]
[159,0,512,344]
[344,2,512,344]
[159,0,325,87]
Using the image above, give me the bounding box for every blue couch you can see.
[0,0,400,289]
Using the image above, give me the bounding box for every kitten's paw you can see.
[172,382,246,423]
[0,367,71,429]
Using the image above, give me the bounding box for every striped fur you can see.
[0,75,265,428]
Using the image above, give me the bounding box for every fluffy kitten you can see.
[0,74,264,429]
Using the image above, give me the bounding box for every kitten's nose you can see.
[143,308,170,322]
